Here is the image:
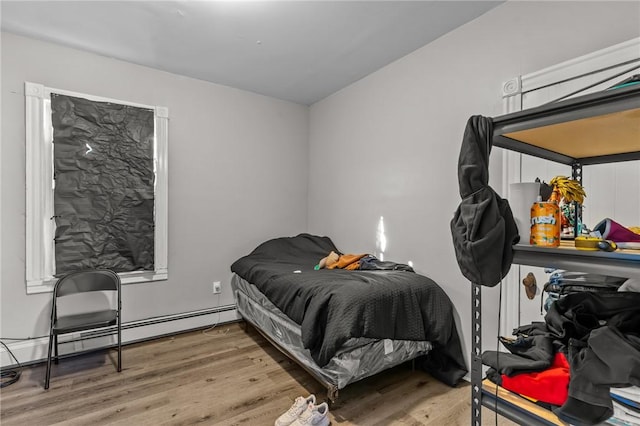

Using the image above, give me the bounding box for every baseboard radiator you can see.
[0,304,239,368]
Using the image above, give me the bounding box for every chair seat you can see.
[53,310,118,335]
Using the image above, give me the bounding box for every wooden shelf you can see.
[493,84,640,165]
[482,380,566,426]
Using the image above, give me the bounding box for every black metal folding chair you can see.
[44,269,122,389]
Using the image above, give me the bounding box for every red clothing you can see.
[501,352,570,406]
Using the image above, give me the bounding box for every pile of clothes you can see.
[483,274,640,425]
[314,250,414,272]
[541,270,626,313]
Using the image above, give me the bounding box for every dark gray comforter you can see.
[230,234,467,385]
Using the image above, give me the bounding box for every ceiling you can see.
[1,1,503,105]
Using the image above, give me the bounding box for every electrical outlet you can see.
[212,281,221,294]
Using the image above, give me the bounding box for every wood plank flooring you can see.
[0,322,515,425]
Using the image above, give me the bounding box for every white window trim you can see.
[25,82,168,294]
[498,37,640,334]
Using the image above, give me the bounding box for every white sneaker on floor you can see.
[290,402,330,426]
[275,395,316,426]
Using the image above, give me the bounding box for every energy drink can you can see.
[530,197,560,247]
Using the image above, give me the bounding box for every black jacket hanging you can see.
[450,115,519,287]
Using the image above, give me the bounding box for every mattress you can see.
[232,274,433,390]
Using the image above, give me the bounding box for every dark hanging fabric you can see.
[51,94,155,274]
[450,115,519,287]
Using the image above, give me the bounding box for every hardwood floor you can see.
[0,323,515,425]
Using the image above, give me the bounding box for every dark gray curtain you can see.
[51,94,155,275]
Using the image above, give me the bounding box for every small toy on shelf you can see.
[550,176,586,237]
[549,176,586,205]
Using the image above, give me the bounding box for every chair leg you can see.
[54,335,59,365]
[44,333,54,390]
[117,320,122,372]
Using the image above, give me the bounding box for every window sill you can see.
[26,270,168,294]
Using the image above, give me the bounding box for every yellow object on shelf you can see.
[574,236,602,251]
[574,237,619,252]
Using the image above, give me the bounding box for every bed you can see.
[230,233,467,401]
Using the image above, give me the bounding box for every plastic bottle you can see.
[530,195,560,247]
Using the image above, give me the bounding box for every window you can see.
[25,82,168,293]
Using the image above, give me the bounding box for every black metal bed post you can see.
[471,282,482,426]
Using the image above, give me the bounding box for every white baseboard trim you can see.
[0,305,240,367]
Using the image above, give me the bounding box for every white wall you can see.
[1,33,309,362]
[307,1,640,370]
[3,1,639,373]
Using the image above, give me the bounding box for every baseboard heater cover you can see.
[0,304,239,368]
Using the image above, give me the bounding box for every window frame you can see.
[25,82,168,294]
